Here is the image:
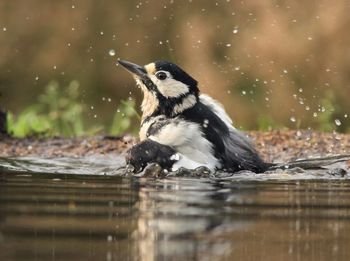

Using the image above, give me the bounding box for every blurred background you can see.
[0,0,349,136]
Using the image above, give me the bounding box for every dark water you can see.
[1,156,350,261]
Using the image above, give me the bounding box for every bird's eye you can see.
[155,71,167,80]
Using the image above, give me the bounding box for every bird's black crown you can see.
[153,60,198,91]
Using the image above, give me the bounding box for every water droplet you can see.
[2,27,7,32]
[35,76,39,81]
[90,106,94,110]
[290,116,296,122]
[242,90,246,95]
[313,112,318,118]
[226,43,231,47]
[170,153,180,161]
[94,114,97,118]
[203,119,209,128]
[335,119,341,126]
[283,69,288,74]
[233,28,239,34]
[307,36,313,40]
[305,106,310,111]
[72,5,75,9]
[100,31,104,35]
[344,114,348,118]
[108,49,116,56]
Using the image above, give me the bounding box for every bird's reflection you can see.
[134,178,251,261]
[132,178,350,261]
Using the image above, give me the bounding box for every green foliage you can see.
[7,106,51,137]
[109,100,140,136]
[6,81,139,137]
[7,81,88,137]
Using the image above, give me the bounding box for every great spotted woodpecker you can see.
[118,60,269,173]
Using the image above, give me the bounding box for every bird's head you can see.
[118,60,199,119]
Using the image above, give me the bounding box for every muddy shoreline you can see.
[1,130,349,163]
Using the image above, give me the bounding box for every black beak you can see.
[118,60,147,78]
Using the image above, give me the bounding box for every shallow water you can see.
[1,156,350,261]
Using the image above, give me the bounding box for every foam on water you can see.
[0,154,349,180]
[0,155,126,176]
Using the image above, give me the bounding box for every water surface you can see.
[1,156,350,261]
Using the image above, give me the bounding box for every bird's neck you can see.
[141,92,198,121]
[141,90,159,121]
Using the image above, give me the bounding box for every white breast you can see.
[147,119,220,171]
[139,115,165,141]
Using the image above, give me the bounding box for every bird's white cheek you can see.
[149,75,189,98]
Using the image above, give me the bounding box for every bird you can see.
[118,59,270,173]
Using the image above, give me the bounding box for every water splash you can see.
[108,49,116,56]
[1,155,349,180]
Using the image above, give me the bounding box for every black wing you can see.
[182,102,268,173]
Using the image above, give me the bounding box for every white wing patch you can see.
[199,94,234,129]
[148,120,220,170]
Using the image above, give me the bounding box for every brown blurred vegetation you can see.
[0,0,349,131]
